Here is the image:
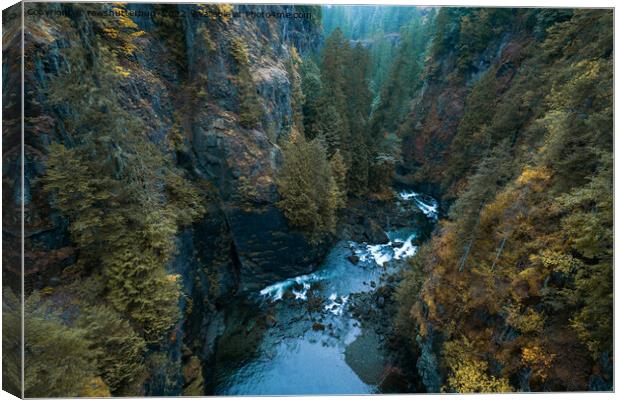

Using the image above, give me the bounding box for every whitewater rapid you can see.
[259,190,438,303]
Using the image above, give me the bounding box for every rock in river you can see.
[347,254,360,265]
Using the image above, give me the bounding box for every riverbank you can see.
[347,269,422,393]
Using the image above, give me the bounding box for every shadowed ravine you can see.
[211,192,438,395]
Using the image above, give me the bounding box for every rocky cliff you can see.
[396,9,534,198]
[5,2,323,395]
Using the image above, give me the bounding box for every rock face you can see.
[399,32,526,196]
[7,3,323,395]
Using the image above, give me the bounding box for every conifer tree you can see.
[329,150,348,208]
[300,59,324,140]
[276,134,343,243]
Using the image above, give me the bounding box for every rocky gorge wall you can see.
[5,2,324,394]
[396,11,529,199]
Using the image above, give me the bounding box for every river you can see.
[210,191,438,395]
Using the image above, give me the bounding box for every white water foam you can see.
[367,243,393,265]
[399,190,439,220]
[393,234,418,260]
[259,272,323,302]
[324,293,349,316]
[352,233,418,267]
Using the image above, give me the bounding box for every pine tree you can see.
[300,59,324,140]
[24,294,98,397]
[329,150,348,208]
[276,134,343,243]
[321,29,352,162]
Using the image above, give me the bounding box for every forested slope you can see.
[391,8,613,392]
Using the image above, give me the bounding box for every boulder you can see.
[363,218,390,244]
[347,254,360,265]
[312,322,325,331]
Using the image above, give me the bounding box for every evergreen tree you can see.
[300,58,324,140]
[24,293,98,397]
[276,133,343,243]
[321,29,352,163]
[329,149,348,207]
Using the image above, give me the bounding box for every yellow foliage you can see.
[446,359,512,393]
[113,7,138,29]
[114,65,131,78]
[514,267,544,298]
[516,166,551,187]
[40,286,54,296]
[198,26,216,52]
[505,304,545,334]
[102,27,119,39]
[230,36,250,65]
[530,249,578,275]
[290,45,302,64]
[443,336,477,369]
[521,345,555,382]
[79,377,112,397]
[197,4,234,23]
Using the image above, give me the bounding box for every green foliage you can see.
[77,305,147,393]
[557,160,612,357]
[314,30,375,195]
[316,103,345,154]
[287,46,306,136]
[230,36,250,66]
[394,246,430,341]
[348,139,370,196]
[24,293,97,398]
[429,8,513,75]
[237,68,263,129]
[300,5,322,27]
[2,289,22,396]
[329,150,348,208]
[152,4,188,72]
[538,58,612,191]
[230,37,263,129]
[455,9,512,72]
[43,28,205,348]
[443,68,498,187]
[43,139,196,343]
[300,59,324,140]
[296,28,380,201]
[322,4,428,88]
[369,132,401,196]
[144,351,182,395]
[23,4,613,395]
[370,15,434,135]
[320,29,352,158]
[276,133,344,243]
